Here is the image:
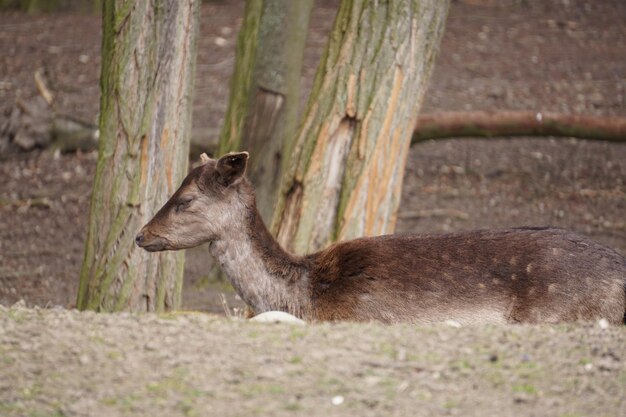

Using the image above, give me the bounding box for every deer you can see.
[136,151,626,325]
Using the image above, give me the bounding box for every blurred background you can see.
[0,0,624,312]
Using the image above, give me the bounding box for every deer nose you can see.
[135,232,144,246]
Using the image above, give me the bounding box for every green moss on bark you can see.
[273,0,450,254]
[78,0,199,312]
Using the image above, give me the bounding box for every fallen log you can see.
[412,111,626,144]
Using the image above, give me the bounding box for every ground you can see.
[0,1,625,415]
[1,306,625,417]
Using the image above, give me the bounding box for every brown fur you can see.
[137,152,626,324]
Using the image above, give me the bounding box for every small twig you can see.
[0,197,52,210]
[34,68,54,106]
[220,293,232,318]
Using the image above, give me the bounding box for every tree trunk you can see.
[0,0,102,13]
[272,0,450,254]
[218,0,313,223]
[77,0,199,312]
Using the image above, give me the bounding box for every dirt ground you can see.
[0,1,625,415]
[1,306,625,417]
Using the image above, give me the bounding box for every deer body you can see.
[137,152,626,324]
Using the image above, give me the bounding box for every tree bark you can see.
[77,0,199,312]
[271,0,450,254]
[0,0,102,13]
[218,0,313,223]
[412,111,626,143]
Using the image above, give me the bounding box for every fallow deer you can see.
[136,152,626,324]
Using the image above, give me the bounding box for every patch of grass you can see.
[377,342,397,359]
[7,309,27,323]
[289,355,303,364]
[146,367,201,397]
[101,393,141,411]
[26,409,65,417]
[20,383,44,401]
[101,397,118,406]
[409,349,443,364]
[377,377,400,399]
[414,389,433,401]
[283,402,304,411]
[177,399,198,417]
[266,384,285,395]
[156,311,204,320]
[0,347,15,366]
[450,358,473,371]
[0,402,24,414]
[443,399,459,409]
[89,334,106,345]
[289,328,306,341]
[512,383,537,395]
[106,350,121,360]
[563,377,581,391]
[142,367,208,413]
[515,360,545,380]
[552,323,574,333]
[484,369,506,387]
[239,382,285,399]
[321,377,342,386]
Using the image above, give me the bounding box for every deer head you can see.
[135,151,251,252]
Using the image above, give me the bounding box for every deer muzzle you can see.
[135,228,169,252]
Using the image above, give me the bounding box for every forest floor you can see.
[0,1,625,416]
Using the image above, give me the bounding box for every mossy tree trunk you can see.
[0,0,102,13]
[272,0,450,254]
[77,0,199,312]
[218,0,313,223]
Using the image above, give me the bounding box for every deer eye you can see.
[175,198,193,213]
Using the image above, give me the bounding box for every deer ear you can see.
[200,153,212,164]
[216,151,249,187]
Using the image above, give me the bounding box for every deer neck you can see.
[208,203,310,317]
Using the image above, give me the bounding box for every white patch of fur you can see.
[357,293,509,325]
